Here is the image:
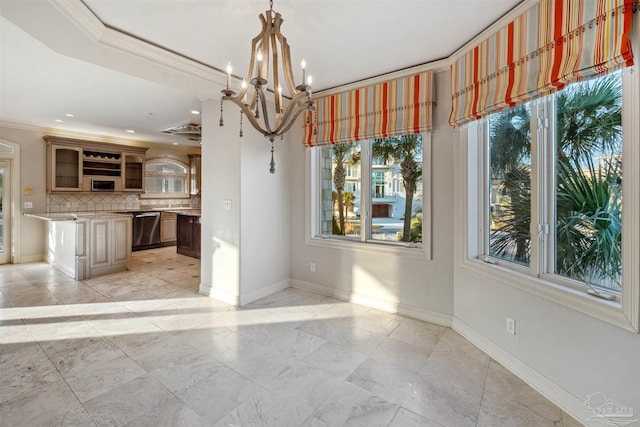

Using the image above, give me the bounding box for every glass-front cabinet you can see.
[124,154,145,192]
[44,136,148,193]
[49,145,82,192]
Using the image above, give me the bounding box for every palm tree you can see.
[490,73,622,289]
[372,135,423,242]
[556,156,621,289]
[342,191,355,225]
[554,74,622,290]
[331,144,356,235]
[488,104,532,264]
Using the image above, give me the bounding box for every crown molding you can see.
[51,0,226,88]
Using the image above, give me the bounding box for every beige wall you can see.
[0,126,48,261]
[287,69,455,322]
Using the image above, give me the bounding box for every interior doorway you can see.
[0,160,10,264]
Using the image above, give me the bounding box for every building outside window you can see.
[315,134,425,246]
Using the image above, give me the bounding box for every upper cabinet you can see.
[189,154,201,196]
[44,136,148,193]
[49,145,82,192]
[124,154,145,192]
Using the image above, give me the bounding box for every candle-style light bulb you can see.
[301,59,306,86]
[306,75,313,86]
[225,62,232,90]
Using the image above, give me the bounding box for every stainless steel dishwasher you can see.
[131,211,161,251]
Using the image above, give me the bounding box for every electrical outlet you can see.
[506,317,516,335]
[310,262,316,272]
[24,202,33,209]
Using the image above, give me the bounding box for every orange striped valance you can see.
[450,0,638,127]
[302,71,434,147]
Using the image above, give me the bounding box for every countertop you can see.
[25,208,201,221]
[165,209,201,216]
[24,212,132,221]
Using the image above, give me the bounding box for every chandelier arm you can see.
[255,86,275,135]
[270,28,281,115]
[271,14,298,96]
[272,97,310,136]
[235,100,268,137]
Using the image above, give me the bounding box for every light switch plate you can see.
[223,199,232,210]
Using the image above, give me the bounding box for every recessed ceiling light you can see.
[191,110,200,115]
[65,113,75,117]
[126,129,136,133]
[55,119,64,123]
[172,142,179,145]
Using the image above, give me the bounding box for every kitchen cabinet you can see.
[44,136,147,193]
[124,154,145,191]
[177,213,201,258]
[48,144,83,192]
[161,211,177,245]
[41,214,131,280]
[189,154,201,195]
[89,216,131,275]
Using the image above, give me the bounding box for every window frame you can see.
[307,133,432,260]
[462,66,640,332]
[142,158,190,199]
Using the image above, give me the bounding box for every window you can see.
[467,68,640,330]
[144,159,189,197]
[312,134,429,250]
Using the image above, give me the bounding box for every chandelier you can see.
[219,0,314,174]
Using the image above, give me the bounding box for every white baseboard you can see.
[291,279,452,327]
[239,279,290,306]
[17,254,45,264]
[199,279,291,307]
[199,284,239,306]
[452,317,592,426]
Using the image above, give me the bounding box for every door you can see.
[50,145,82,192]
[0,160,11,264]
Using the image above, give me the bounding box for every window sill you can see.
[307,235,430,260]
[461,257,636,332]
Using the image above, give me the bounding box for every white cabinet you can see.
[89,216,132,276]
[46,215,131,280]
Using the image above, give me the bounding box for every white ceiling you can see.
[0,0,523,146]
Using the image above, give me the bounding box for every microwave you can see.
[91,179,116,192]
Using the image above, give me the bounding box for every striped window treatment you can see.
[302,71,434,147]
[449,0,638,127]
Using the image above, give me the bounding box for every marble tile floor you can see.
[0,247,582,426]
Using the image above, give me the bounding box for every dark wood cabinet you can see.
[176,214,201,259]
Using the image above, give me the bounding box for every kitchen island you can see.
[168,209,201,259]
[26,212,132,280]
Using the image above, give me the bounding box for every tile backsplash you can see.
[47,193,200,213]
